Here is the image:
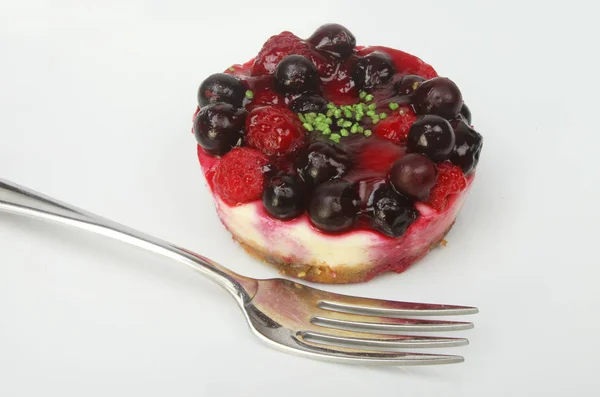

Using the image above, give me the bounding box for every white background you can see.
[1,0,599,396]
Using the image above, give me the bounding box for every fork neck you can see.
[0,178,258,303]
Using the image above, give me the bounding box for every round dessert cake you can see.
[192,24,483,284]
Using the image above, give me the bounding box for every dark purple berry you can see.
[298,142,350,188]
[307,23,356,58]
[351,51,395,91]
[394,75,425,96]
[460,103,472,125]
[262,173,307,220]
[198,73,246,107]
[407,115,456,162]
[368,184,418,238]
[449,119,483,174]
[193,103,246,156]
[274,55,319,95]
[290,94,328,114]
[390,154,438,201]
[412,77,463,119]
[309,180,360,233]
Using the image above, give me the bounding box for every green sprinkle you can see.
[228,67,236,72]
[337,118,346,127]
[358,126,364,133]
[316,123,328,132]
[303,122,314,131]
[355,113,363,121]
[371,115,380,124]
[298,113,306,122]
[343,110,353,118]
[359,91,367,99]
[307,112,317,118]
[330,133,341,143]
[334,109,342,118]
[379,113,388,119]
[365,94,374,102]
[325,117,333,125]
[323,127,331,135]
[389,102,399,110]
[326,109,334,117]
[364,129,372,137]
[343,120,353,128]
[340,129,349,136]
[366,110,376,117]
[350,123,359,133]
[327,103,336,109]
[245,90,254,99]
[368,103,376,110]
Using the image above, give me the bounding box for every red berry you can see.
[373,106,417,145]
[246,89,286,112]
[246,106,305,157]
[427,162,467,212]
[214,148,269,205]
[251,31,333,77]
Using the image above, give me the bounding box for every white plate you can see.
[1,1,599,396]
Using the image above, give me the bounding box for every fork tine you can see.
[319,296,478,317]
[292,334,465,365]
[300,330,469,349]
[311,316,473,333]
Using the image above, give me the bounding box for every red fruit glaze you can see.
[427,162,467,212]
[246,106,305,157]
[252,31,334,77]
[214,147,269,205]
[246,89,286,111]
[373,106,417,145]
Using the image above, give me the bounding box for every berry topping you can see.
[246,89,286,111]
[449,119,483,174]
[246,106,305,157]
[290,94,328,114]
[407,115,456,162]
[252,31,333,77]
[373,106,417,145]
[193,103,246,156]
[460,103,472,125]
[274,55,319,94]
[262,172,307,220]
[368,184,418,238]
[412,77,463,120]
[198,73,246,107]
[214,147,269,205]
[426,162,467,212]
[298,142,350,188]
[307,23,356,58]
[389,154,438,201]
[394,75,425,96]
[308,179,360,233]
[352,51,395,91]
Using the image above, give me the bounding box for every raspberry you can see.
[252,31,334,77]
[214,148,269,205]
[427,162,467,212]
[246,106,305,157]
[373,106,417,145]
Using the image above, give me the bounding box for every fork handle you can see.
[0,178,257,302]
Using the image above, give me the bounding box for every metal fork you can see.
[0,179,478,366]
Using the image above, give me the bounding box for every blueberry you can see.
[290,94,328,114]
[394,75,425,96]
[352,51,395,91]
[297,142,350,188]
[449,119,483,174]
[262,173,307,220]
[309,180,360,233]
[198,73,246,107]
[193,103,246,156]
[274,55,319,95]
[460,103,472,125]
[412,77,463,119]
[407,115,456,162]
[389,154,438,201]
[368,184,418,238]
[307,23,356,58]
